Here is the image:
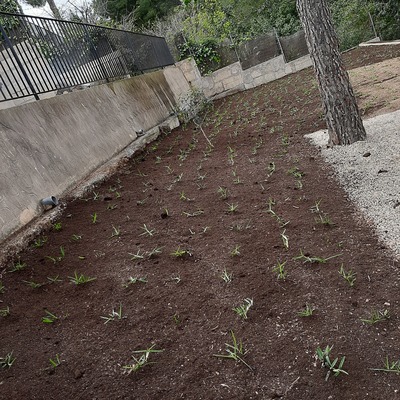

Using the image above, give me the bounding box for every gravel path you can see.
[305,109,400,260]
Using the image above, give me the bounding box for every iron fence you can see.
[0,12,175,103]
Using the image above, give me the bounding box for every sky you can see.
[21,0,87,19]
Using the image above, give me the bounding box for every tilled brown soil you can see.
[1,46,400,399]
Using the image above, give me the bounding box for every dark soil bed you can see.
[1,45,400,399]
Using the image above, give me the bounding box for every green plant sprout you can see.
[293,250,341,264]
[213,331,252,370]
[281,229,289,249]
[338,264,356,287]
[22,280,43,289]
[0,352,16,369]
[315,213,334,226]
[183,209,204,217]
[122,345,164,374]
[101,304,125,324]
[287,166,304,179]
[172,313,181,325]
[46,246,65,264]
[171,247,191,257]
[53,222,62,231]
[298,303,315,317]
[107,203,118,210]
[226,203,239,213]
[9,259,26,272]
[49,354,62,368]
[217,186,228,200]
[171,275,181,284]
[310,199,322,213]
[221,269,233,283]
[0,306,10,317]
[69,272,96,285]
[267,162,275,177]
[316,345,348,381]
[71,234,82,241]
[148,246,163,258]
[47,275,62,284]
[32,236,47,248]
[371,356,400,374]
[111,225,121,237]
[124,277,147,287]
[272,261,287,280]
[233,298,253,319]
[91,213,97,224]
[139,224,155,237]
[231,245,241,256]
[361,309,390,324]
[42,310,59,324]
[0,281,4,294]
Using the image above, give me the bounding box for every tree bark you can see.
[47,0,61,19]
[296,0,366,145]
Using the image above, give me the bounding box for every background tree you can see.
[0,0,24,14]
[23,0,62,19]
[296,0,366,145]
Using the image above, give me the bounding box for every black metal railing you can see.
[0,12,175,103]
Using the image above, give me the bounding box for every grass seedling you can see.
[129,249,145,261]
[272,261,287,280]
[49,354,62,368]
[91,213,97,224]
[101,304,125,324]
[213,331,252,370]
[111,225,121,237]
[107,203,118,210]
[221,269,233,283]
[217,186,228,200]
[281,229,289,249]
[9,260,26,272]
[267,162,275,177]
[32,236,47,248]
[298,303,315,317]
[92,191,100,200]
[0,281,4,294]
[42,310,59,324]
[316,345,348,381]
[139,224,155,237]
[22,280,43,289]
[315,213,334,226]
[310,199,322,213]
[293,250,341,264]
[361,309,390,324]
[46,246,65,264]
[287,166,304,179]
[47,275,62,284]
[183,209,204,217]
[338,264,356,287]
[226,203,239,213]
[53,222,62,231]
[371,356,400,374]
[0,306,10,317]
[171,275,181,284]
[233,298,253,319]
[171,247,191,257]
[124,277,147,287]
[231,245,241,257]
[148,246,163,258]
[122,345,164,374]
[69,271,96,285]
[0,352,16,369]
[71,234,82,241]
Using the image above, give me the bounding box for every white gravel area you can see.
[305,109,400,260]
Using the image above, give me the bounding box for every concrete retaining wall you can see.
[0,65,189,242]
[178,54,312,99]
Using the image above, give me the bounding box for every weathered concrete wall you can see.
[0,66,189,242]
[177,54,312,98]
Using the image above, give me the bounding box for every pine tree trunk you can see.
[47,0,61,19]
[296,0,366,145]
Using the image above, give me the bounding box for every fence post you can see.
[368,12,379,39]
[0,22,40,100]
[274,28,286,64]
[83,25,109,83]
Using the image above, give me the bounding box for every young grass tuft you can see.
[0,352,16,369]
[0,306,10,317]
[122,345,164,374]
[371,356,400,374]
[69,271,96,285]
[221,269,233,284]
[293,249,341,264]
[139,224,155,237]
[272,260,287,280]
[101,304,125,324]
[233,298,253,319]
[298,303,315,317]
[42,310,59,324]
[213,331,252,370]
[338,264,356,287]
[361,309,390,324]
[230,245,241,257]
[9,259,26,272]
[316,345,348,381]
